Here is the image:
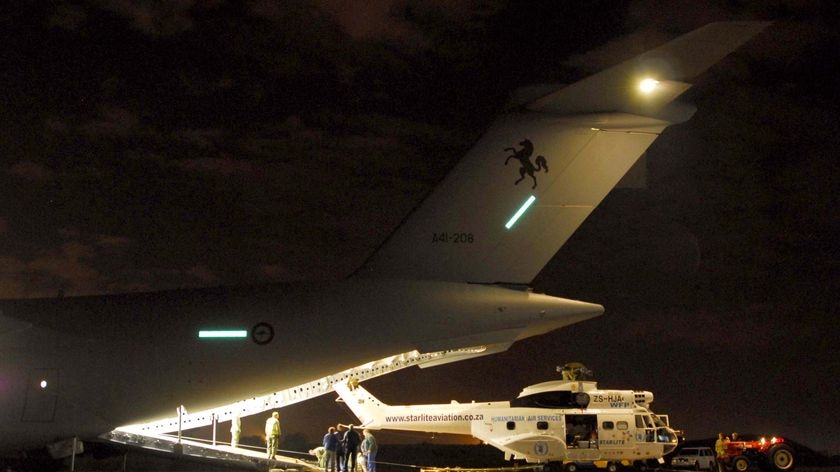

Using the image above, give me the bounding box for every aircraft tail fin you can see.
[334,380,389,429]
[354,22,769,285]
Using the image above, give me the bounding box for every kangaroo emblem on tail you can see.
[504,138,548,189]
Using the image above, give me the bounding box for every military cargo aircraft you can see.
[0,21,768,460]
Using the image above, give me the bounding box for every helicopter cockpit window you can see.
[657,427,676,443]
[636,414,655,443]
[511,391,577,408]
[635,415,646,428]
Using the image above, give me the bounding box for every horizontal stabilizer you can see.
[528,21,771,116]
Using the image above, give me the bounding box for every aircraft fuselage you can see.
[0,279,601,450]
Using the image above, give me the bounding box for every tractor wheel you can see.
[564,462,579,472]
[606,462,619,472]
[765,444,794,472]
[544,462,563,472]
[733,456,750,472]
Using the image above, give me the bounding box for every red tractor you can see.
[721,436,795,472]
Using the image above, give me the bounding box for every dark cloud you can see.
[314,0,417,40]
[47,3,88,30]
[174,157,257,177]
[8,161,55,181]
[79,106,140,137]
[626,0,734,32]
[95,0,197,36]
[0,239,100,297]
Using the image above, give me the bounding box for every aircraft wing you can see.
[355,21,769,285]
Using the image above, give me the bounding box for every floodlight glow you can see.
[505,195,536,229]
[639,78,659,94]
[198,330,248,339]
[40,380,48,389]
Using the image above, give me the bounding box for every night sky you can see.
[2,0,840,455]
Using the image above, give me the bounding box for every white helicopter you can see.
[335,364,679,472]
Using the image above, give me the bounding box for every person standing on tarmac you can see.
[323,426,339,472]
[342,424,361,472]
[230,413,241,448]
[265,411,281,460]
[336,424,348,471]
[361,429,378,472]
[715,432,727,472]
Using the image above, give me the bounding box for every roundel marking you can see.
[251,322,274,345]
[534,441,548,456]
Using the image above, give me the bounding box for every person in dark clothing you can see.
[342,424,361,472]
[336,424,347,471]
[323,426,339,472]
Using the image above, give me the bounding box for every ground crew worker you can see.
[336,424,348,471]
[362,429,378,472]
[342,424,361,472]
[230,413,241,448]
[715,432,727,472]
[309,446,326,467]
[323,426,340,472]
[265,411,281,459]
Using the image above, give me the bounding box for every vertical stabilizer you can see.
[355,22,769,284]
[335,381,389,429]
